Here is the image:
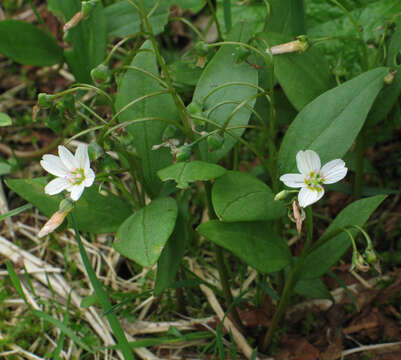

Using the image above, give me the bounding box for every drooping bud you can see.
[351,251,369,272]
[274,190,289,201]
[63,11,84,32]
[207,133,224,151]
[176,146,192,162]
[38,199,74,238]
[38,93,54,109]
[91,63,111,84]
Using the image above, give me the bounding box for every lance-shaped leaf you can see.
[192,22,258,163]
[212,171,286,222]
[278,67,388,175]
[198,220,291,273]
[114,198,178,267]
[0,20,63,66]
[115,40,178,196]
[157,161,227,189]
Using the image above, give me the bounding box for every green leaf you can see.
[216,0,267,36]
[115,40,178,196]
[212,171,286,222]
[197,220,291,273]
[48,0,107,83]
[0,20,63,66]
[367,19,401,126]
[192,22,258,163]
[301,195,386,279]
[154,192,190,295]
[295,277,332,300]
[6,178,131,233]
[0,113,12,127]
[105,0,169,38]
[265,0,305,36]
[114,198,178,267]
[259,32,334,111]
[157,161,227,189]
[278,67,388,175]
[306,0,401,75]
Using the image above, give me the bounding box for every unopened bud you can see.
[63,11,84,32]
[351,251,369,272]
[176,146,192,162]
[384,70,397,85]
[274,190,289,201]
[91,63,111,84]
[364,248,378,264]
[195,41,209,56]
[187,101,202,115]
[38,93,54,109]
[267,36,309,56]
[207,133,224,151]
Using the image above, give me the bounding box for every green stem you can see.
[69,214,134,359]
[204,183,244,330]
[206,0,223,40]
[261,207,313,352]
[222,0,232,32]
[353,132,364,200]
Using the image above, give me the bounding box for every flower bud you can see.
[274,190,289,201]
[207,133,224,151]
[187,101,202,115]
[364,248,378,264]
[195,41,209,56]
[162,124,178,141]
[91,63,111,84]
[38,210,68,238]
[384,70,396,85]
[176,146,192,162]
[267,35,309,55]
[38,93,54,109]
[351,251,369,272]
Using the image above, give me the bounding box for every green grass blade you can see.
[6,261,28,305]
[0,203,32,221]
[69,213,134,360]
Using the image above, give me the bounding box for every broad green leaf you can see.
[278,67,388,175]
[265,0,305,36]
[0,20,63,66]
[197,220,291,273]
[48,0,107,83]
[0,113,12,127]
[6,178,131,233]
[115,40,178,196]
[306,0,401,75]
[212,171,286,222]
[154,192,190,295]
[259,32,334,111]
[295,278,332,300]
[367,19,401,126]
[105,0,169,38]
[114,197,178,267]
[157,161,227,189]
[301,195,386,279]
[216,0,267,36]
[192,23,258,163]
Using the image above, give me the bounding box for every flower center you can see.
[304,171,325,192]
[66,168,85,185]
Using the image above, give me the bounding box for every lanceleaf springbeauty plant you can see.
[5,0,395,357]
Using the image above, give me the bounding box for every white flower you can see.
[40,144,95,201]
[279,150,347,208]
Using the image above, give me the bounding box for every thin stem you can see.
[206,0,223,40]
[353,132,364,200]
[204,182,244,330]
[261,207,313,352]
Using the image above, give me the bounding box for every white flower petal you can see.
[44,177,69,195]
[41,155,69,177]
[321,159,348,184]
[298,187,324,208]
[69,185,85,201]
[58,146,78,170]
[279,173,306,188]
[84,168,95,187]
[296,150,321,175]
[76,144,90,170]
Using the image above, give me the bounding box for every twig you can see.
[341,341,401,357]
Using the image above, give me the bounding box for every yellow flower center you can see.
[67,168,85,185]
[304,171,325,192]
